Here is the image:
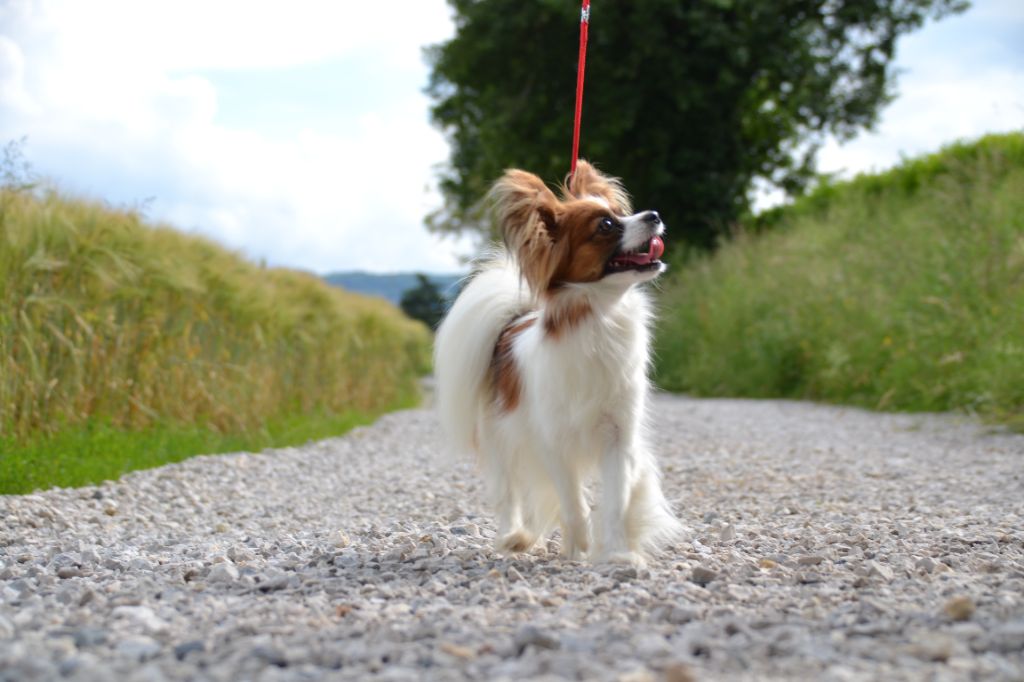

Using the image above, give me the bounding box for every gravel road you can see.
[1,395,1022,681]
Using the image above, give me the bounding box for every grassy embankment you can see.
[1,187,431,493]
[654,132,1024,429]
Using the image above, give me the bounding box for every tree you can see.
[400,274,448,330]
[426,0,966,250]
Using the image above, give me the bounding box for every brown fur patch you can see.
[488,171,562,294]
[543,299,593,338]
[491,316,536,412]
[548,201,621,285]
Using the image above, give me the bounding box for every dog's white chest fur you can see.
[516,289,649,447]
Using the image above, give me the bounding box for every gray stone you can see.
[691,566,718,586]
[982,621,1024,654]
[73,627,108,648]
[664,606,698,624]
[112,605,168,634]
[116,636,161,662]
[866,560,894,581]
[207,562,240,583]
[514,625,560,654]
[0,615,14,638]
[173,640,205,660]
[611,566,638,582]
[252,644,288,666]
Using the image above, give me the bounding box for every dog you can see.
[434,160,680,566]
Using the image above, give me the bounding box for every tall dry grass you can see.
[0,186,430,444]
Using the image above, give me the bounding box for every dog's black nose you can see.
[643,211,661,225]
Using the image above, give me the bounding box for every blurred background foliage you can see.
[654,132,1024,429]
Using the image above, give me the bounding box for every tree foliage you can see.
[400,274,448,330]
[426,0,967,249]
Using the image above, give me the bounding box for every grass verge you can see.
[0,405,415,494]
[654,132,1024,428]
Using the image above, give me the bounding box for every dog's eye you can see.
[598,217,616,233]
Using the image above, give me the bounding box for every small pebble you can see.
[664,663,697,682]
[439,642,475,659]
[174,640,206,660]
[207,562,240,583]
[514,625,560,654]
[73,628,108,648]
[944,596,975,622]
[691,566,718,586]
[116,637,161,662]
[866,560,894,581]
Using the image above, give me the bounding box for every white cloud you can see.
[0,35,34,113]
[0,0,467,274]
[10,0,451,73]
[817,0,1024,179]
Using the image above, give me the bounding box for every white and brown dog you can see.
[434,161,679,566]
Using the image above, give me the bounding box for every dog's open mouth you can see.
[605,235,666,274]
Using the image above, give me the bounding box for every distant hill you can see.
[323,271,464,304]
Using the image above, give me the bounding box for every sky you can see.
[1,1,1022,275]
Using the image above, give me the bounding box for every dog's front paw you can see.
[597,550,647,569]
[559,529,590,561]
[496,530,536,554]
[560,542,587,561]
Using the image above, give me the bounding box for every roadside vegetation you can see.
[1,176,431,493]
[654,133,1024,429]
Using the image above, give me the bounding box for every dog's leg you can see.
[544,458,590,560]
[593,419,650,567]
[489,457,536,554]
[597,443,647,567]
[494,488,528,553]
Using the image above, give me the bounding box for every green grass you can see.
[1,182,432,493]
[0,405,416,494]
[654,132,1024,428]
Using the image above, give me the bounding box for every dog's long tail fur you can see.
[434,254,527,460]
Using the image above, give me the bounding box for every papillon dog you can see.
[434,160,680,566]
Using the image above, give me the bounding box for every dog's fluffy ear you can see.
[489,169,563,293]
[564,160,632,215]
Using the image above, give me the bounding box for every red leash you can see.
[570,0,590,178]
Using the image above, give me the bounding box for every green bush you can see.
[654,133,1024,429]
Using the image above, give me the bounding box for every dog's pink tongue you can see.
[649,235,665,261]
[613,235,667,267]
